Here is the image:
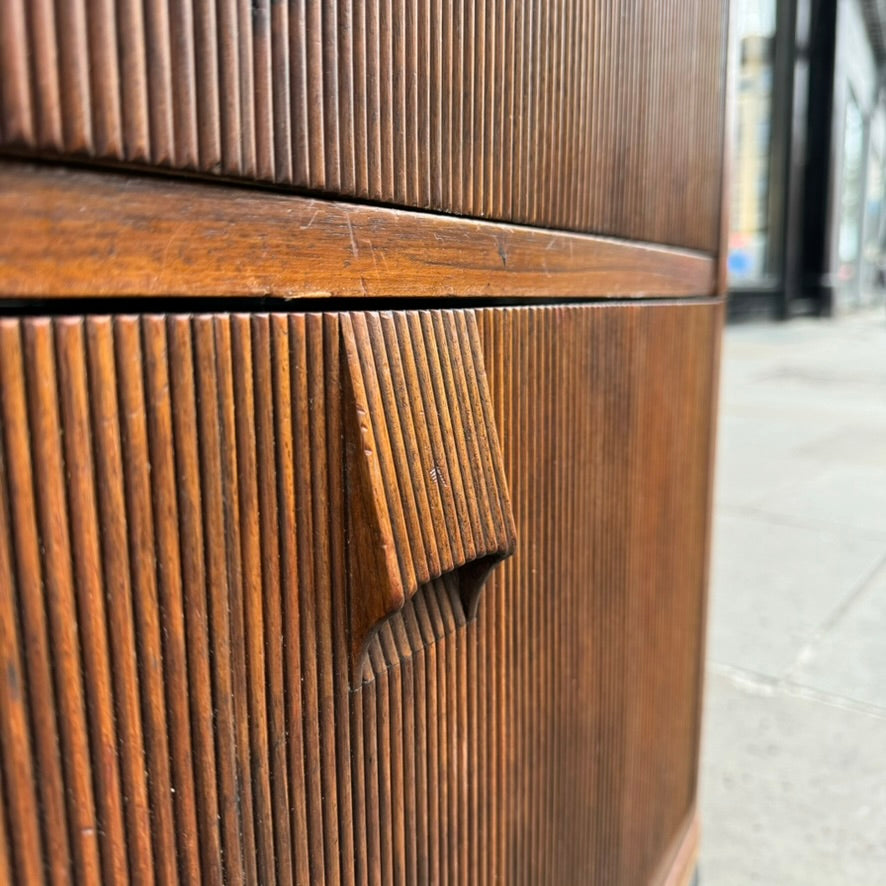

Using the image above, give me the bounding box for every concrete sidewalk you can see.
[699,309,886,885]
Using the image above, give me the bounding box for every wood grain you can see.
[0,162,716,301]
[0,0,727,251]
[342,309,516,669]
[0,301,720,884]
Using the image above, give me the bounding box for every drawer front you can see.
[0,300,719,884]
[0,1,726,252]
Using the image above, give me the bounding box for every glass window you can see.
[837,92,864,288]
[728,0,777,284]
[861,139,883,294]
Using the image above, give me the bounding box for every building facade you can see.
[728,0,886,318]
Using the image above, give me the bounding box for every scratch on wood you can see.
[496,236,507,268]
[160,220,188,272]
[346,215,359,258]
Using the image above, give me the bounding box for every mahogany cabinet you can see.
[0,1,728,884]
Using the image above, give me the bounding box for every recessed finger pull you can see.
[341,309,517,672]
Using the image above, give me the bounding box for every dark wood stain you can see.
[0,1,728,881]
[0,162,717,302]
[341,309,516,670]
[0,302,721,883]
[0,0,726,252]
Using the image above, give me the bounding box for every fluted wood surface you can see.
[0,301,719,884]
[0,0,726,251]
[342,309,516,669]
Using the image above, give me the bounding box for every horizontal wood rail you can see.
[0,162,716,301]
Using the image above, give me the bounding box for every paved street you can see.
[700,308,886,884]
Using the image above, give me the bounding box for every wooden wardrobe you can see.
[0,1,728,883]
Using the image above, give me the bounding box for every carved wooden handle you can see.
[341,309,516,670]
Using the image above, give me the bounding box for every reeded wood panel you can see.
[341,310,516,669]
[0,302,719,883]
[0,0,726,251]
